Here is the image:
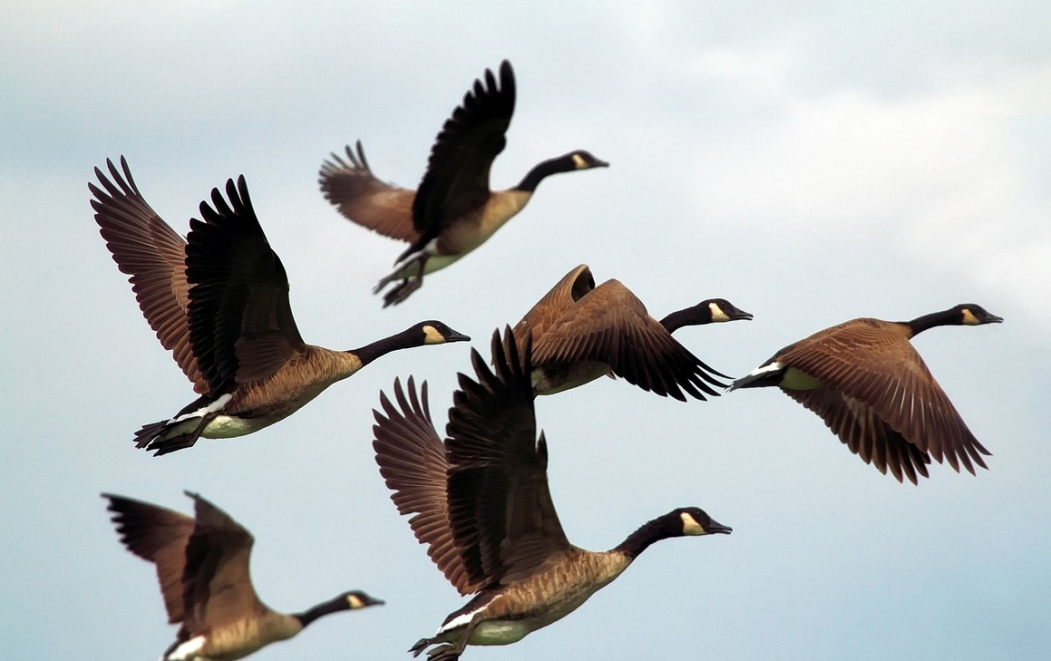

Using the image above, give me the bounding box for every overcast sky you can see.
[2,2,1049,660]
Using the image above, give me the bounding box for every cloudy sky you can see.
[2,1,1049,659]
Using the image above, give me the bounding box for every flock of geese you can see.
[91,60,1001,661]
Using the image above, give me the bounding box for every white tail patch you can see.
[437,608,482,636]
[164,635,205,661]
[749,361,783,377]
[171,393,233,424]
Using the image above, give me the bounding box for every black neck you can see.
[294,595,348,628]
[659,306,710,334]
[351,327,421,366]
[614,513,683,560]
[515,156,576,192]
[902,308,960,338]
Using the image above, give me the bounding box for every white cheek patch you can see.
[709,302,730,323]
[423,325,446,344]
[348,594,364,609]
[680,511,706,536]
[572,153,587,169]
[961,308,979,325]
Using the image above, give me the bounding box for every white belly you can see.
[202,415,264,439]
[468,619,534,646]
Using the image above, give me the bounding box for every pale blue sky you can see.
[2,2,1049,660]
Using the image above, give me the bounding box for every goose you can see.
[318,60,608,307]
[90,157,469,455]
[730,304,1002,483]
[103,491,383,661]
[372,328,731,660]
[512,264,752,399]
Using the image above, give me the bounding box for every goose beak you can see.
[593,158,610,168]
[447,331,472,343]
[985,314,1004,324]
[706,519,733,535]
[731,309,754,321]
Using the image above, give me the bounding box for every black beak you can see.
[732,309,754,321]
[447,331,471,343]
[707,519,733,535]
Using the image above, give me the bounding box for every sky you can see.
[2,1,1049,659]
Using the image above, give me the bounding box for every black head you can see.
[342,590,385,610]
[660,298,752,333]
[296,589,385,626]
[953,304,1003,326]
[700,299,754,323]
[415,321,471,345]
[675,507,732,536]
[566,150,609,170]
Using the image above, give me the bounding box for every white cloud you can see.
[686,61,1051,326]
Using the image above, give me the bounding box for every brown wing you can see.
[373,377,477,596]
[318,141,420,243]
[412,61,516,237]
[90,158,208,394]
[511,264,596,352]
[779,320,991,475]
[185,177,307,393]
[783,387,932,484]
[531,280,726,401]
[446,329,571,589]
[180,492,264,635]
[103,493,195,624]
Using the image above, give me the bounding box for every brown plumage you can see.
[731,304,1003,483]
[103,492,382,661]
[91,157,469,455]
[512,264,752,399]
[318,61,608,307]
[317,140,420,244]
[373,329,730,660]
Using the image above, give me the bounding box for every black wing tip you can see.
[90,155,140,204]
[101,492,133,514]
[318,140,371,181]
[197,173,253,227]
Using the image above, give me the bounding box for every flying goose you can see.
[103,491,383,661]
[318,60,608,307]
[90,157,469,455]
[372,329,731,660]
[512,264,752,399]
[730,304,1002,483]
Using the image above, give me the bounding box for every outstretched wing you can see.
[512,264,596,352]
[180,492,265,635]
[783,386,932,484]
[412,61,516,238]
[186,177,307,392]
[780,321,990,476]
[318,141,420,243]
[103,493,195,624]
[531,280,727,400]
[373,377,479,596]
[90,157,207,393]
[446,329,571,588]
